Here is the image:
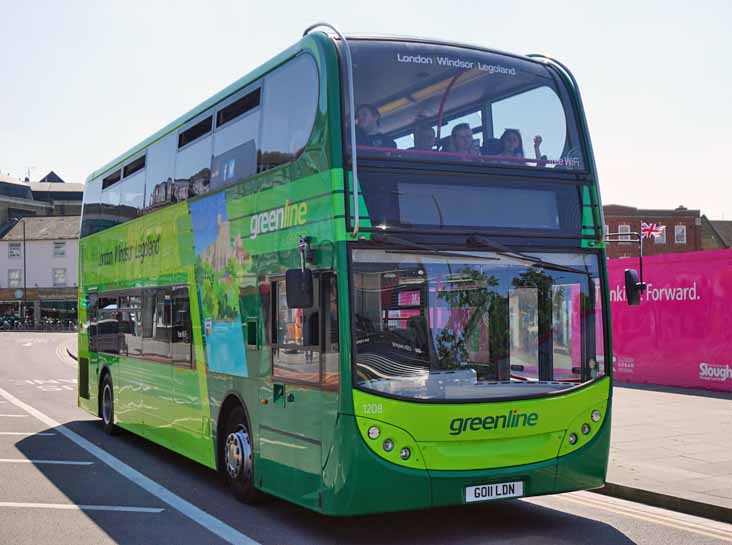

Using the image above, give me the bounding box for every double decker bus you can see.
[77,24,611,515]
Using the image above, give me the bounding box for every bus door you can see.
[85,292,100,398]
[258,273,339,502]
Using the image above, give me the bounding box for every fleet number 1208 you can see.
[363,403,383,414]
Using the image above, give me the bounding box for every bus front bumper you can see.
[319,408,611,516]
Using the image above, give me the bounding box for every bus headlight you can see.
[383,439,394,452]
[568,433,578,445]
[581,423,591,435]
[399,447,411,460]
[367,426,380,440]
[591,410,601,422]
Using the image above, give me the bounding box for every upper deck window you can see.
[345,40,585,171]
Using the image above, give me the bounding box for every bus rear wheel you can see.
[100,374,119,436]
[224,406,262,503]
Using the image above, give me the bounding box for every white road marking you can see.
[0,432,55,436]
[0,386,262,545]
[0,502,163,513]
[542,491,732,543]
[10,379,77,392]
[0,414,28,417]
[56,341,77,368]
[0,458,93,465]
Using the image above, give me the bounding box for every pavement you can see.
[600,383,732,523]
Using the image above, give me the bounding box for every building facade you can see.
[0,172,83,226]
[603,204,712,259]
[0,216,79,327]
[701,217,732,250]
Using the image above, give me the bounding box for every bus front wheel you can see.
[224,406,261,503]
[100,374,119,436]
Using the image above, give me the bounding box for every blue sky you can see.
[1,0,730,217]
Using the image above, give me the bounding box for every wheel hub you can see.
[225,427,252,480]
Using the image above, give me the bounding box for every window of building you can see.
[655,225,666,244]
[53,241,66,257]
[618,224,631,242]
[8,269,21,288]
[603,224,609,239]
[53,268,67,287]
[8,243,21,258]
[675,225,687,244]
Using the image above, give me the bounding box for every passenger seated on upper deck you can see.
[495,129,545,165]
[412,123,436,151]
[445,123,480,155]
[355,104,396,148]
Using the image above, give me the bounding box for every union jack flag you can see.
[641,222,665,239]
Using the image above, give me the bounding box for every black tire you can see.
[100,374,120,435]
[223,406,262,503]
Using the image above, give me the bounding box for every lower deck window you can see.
[87,286,193,366]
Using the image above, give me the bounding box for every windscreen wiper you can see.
[465,233,590,276]
[370,233,499,262]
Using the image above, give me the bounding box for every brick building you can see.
[701,218,732,250]
[603,204,708,259]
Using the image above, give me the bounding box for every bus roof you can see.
[86,33,328,183]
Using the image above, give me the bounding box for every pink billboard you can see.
[608,249,732,392]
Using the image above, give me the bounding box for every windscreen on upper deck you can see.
[344,40,585,170]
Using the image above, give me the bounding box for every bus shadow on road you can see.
[15,422,638,545]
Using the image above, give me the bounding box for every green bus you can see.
[78,25,612,515]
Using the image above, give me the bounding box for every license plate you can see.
[465,481,523,503]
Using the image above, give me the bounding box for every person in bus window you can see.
[533,134,548,166]
[446,123,480,155]
[497,129,546,166]
[355,104,396,148]
[497,129,524,162]
[412,123,436,151]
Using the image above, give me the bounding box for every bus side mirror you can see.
[625,269,644,307]
[285,269,313,308]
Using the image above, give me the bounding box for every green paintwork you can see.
[353,377,609,470]
[78,31,611,516]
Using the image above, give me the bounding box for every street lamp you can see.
[10,217,27,324]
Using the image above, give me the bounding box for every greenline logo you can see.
[449,410,539,436]
[250,200,308,240]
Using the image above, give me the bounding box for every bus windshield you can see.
[346,40,585,170]
[351,249,604,401]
